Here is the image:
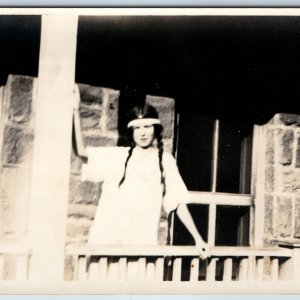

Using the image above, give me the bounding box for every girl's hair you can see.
[119,103,166,197]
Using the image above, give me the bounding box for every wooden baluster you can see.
[172,258,182,282]
[108,259,119,281]
[206,258,218,281]
[190,258,199,282]
[16,254,29,281]
[146,259,155,281]
[72,255,79,280]
[270,257,279,281]
[138,257,146,281]
[78,256,87,281]
[118,257,127,281]
[255,257,264,281]
[0,254,3,281]
[88,257,100,281]
[247,256,256,281]
[99,257,108,281]
[223,258,233,281]
[238,257,248,281]
[155,257,164,281]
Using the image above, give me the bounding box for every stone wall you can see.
[263,113,300,245]
[0,74,36,242]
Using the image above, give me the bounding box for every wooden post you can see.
[27,15,78,282]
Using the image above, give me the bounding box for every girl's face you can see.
[133,124,155,148]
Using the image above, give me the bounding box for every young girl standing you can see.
[73,99,209,259]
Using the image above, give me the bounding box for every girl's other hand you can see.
[195,240,211,260]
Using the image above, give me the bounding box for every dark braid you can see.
[156,129,166,198]
[118,145,135,187]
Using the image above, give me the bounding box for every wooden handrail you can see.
[0,242,31,255]
[66,244,291,258]
[188,191,253,206]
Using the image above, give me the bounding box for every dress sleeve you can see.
[162,153,190,214]
[81,147,126,182]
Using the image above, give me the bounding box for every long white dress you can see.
[81,146,189,245]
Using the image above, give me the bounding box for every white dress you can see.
[81,146,189,245]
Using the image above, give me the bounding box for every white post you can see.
[28,14,78,281]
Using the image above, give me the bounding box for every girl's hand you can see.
[195,240,211,260]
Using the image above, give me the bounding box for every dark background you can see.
[1,15,300,124]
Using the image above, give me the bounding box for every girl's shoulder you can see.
[87,146,130,159]
[162,151,177,166]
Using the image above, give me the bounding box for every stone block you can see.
[105,89,119,132]
[66,217,92,241]
[6,75,34,126]
[68,175,102,206]
[265,129,274,164]
[276,129,294,166]
[1,125,33,165]
[264,194,274,236]
[68,204,97,220]
[280,167,294,193]
[296,135,300,168]
[265,165,274,193]
[294,197,300,238]
[78,83,104,106]
[84,134,118,147]
[79,105,101,130]
[274,195,292,238]
[275,113,300,127]
[0,202,28,237]
[146,95,175,139]
[293,170,300,195]
[70,148,83,174]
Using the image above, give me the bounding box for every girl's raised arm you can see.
[73,86,88,159]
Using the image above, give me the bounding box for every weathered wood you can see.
[223,258,233,281]
[99,257,108,281]
[78,256,87,281]
[146,260,155,281]
[238,258,248,281]
[270,258,279,281]
[190,258,199,282]
[155,257,164,281]
[88,258,100,281]
[137,257,146,281]
[118,257,127,281]
[65,244,291,259]
[255,257,264,281]
[206,258,218,281]
[16,254,29,281]
[0,254,4,281]
[172,258,182,282]
[188,191,253,206]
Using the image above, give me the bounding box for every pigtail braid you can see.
[157,134,166,197]
[118,145,135,187]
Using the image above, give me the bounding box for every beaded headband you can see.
[127,118,161,128]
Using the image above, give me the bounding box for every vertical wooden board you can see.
[155,257,164,281]
[270,257,279,281]
[223,258,233,281]
[15,254,29,281]
[78,256,87,281]
[172,258,182,282]
[99,257,108,281]
[190,258,199,282]
[206,258,218,282]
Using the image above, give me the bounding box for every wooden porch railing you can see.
[66,244,294,282]
[0,242,31,281]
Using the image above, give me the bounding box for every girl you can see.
[73,99,209,259]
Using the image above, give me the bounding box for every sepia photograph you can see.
[0,7,300,294]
